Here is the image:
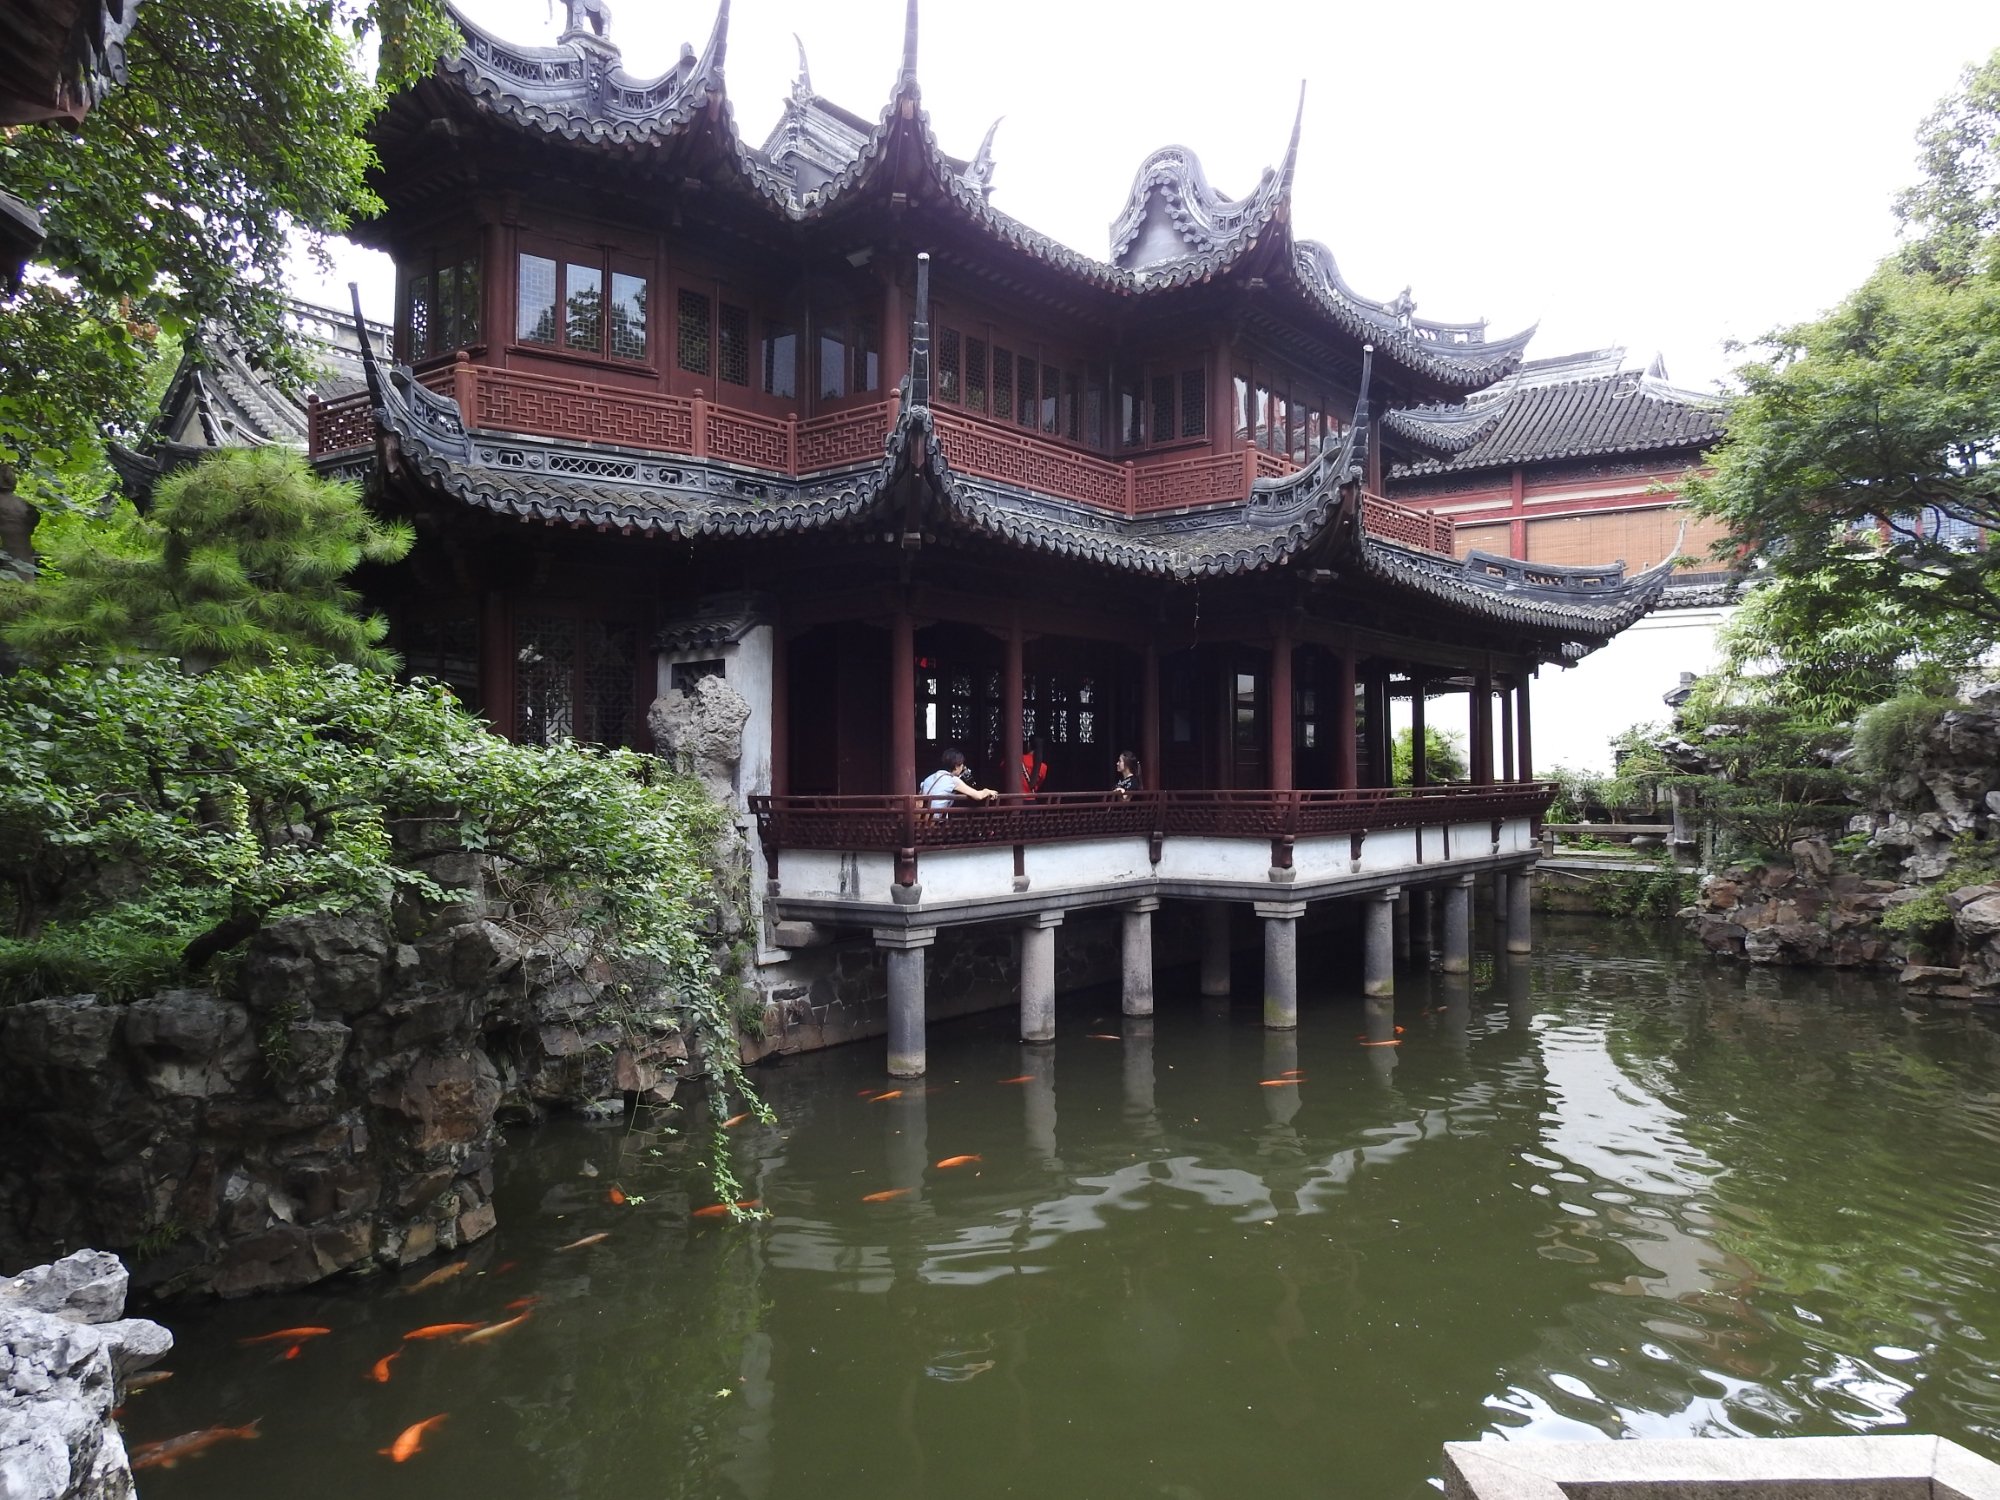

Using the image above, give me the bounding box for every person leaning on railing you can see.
[1112,750,1142,801]
[920,747,999,810]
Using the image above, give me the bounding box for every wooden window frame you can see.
[402,245,485,366]
[512,235,655,370]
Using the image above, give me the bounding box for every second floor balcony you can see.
[310,357,1455,551]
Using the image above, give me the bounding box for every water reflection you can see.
[133,918,2000,1500]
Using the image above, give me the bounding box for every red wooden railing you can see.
[308,363,1454,553]
[750,783,1552,878]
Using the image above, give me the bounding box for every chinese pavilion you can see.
[311,0,1676,1073]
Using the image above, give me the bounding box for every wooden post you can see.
[1500,681,1517,782]
[453,350,476,417]
[892,605,916,797]
[480,590,513,740]
[1518,673,1535,781]
[691,388,709,459]
[771,625,790,798]
[1141,641,1161,792]
[1003,614,1024,797]
[1334,649,1358,790]
[1270,626,1294,792]
[1473,672,1494,785]
[1410,674,1428,786]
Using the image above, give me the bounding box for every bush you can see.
[1880,887,1954,953]
[1850,692,1963,779]
[1392,725,1466,785]
[0,661,762,1192]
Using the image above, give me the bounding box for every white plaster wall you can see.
[1021,838,1154,893]
[1358,826,1419,875]
[779,849,896,902]
[1153,836,1273,885]
[912,847,1019,903]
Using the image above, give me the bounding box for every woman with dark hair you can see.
[921,746,998,809]
[1113,750,1141,800]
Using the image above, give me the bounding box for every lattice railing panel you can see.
[933,409,1129,513]
[310,391,376,453]
[474,368,695,452]
[1362,492,1455,554]
[1254,449,1298,480]
[707,405,791,470]
[1131,451,1248,513]
[798,402,892,472]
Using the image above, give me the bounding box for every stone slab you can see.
[1442,1435,2000,1500]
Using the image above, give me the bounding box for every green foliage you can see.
[1880,887,1954,952]
[1850,692,1966,779]
[1687,50,2000,661]
[1647,702,1854,864]
[1599,852,1699,920]
[0,447,412,671]
[0,0,450,504]
[1390,725,1466,785]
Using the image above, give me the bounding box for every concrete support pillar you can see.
[875,926,936,1077]
[1363,888,1399,998]
[1019,912,1062,1043]
[1255,901,1306,1030]
[1121,898,1159,1017]
[1413,888,1434,958]
[1200,901,1232,996]
[1442,876,1473,975]
[1506,867,1533,955]
[1393,891,1412,964]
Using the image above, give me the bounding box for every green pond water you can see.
[124,916,2000,1499]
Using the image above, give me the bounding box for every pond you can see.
[122,916,2000,1499]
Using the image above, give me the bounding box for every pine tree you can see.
[0,447,412,672]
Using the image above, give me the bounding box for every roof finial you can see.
[791,32,812,99]
[965,116,1002,199]
[901,0,919,84]
[1279,80,1305,190]
[705,0,730,70]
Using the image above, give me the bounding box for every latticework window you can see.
[1151,376,1174,446]
[966,338,988,413]
[608,272,647,362]
[993,349,1013,426]
[938,327,961,403]
[514,615,576,744]
[1041,363,1060,434]
[399,614,479,708]
[1063,370,1080,442]
[718,302,749,386]
[576,622,637,747]
[1017,355,1038,427]
[565,262,602,351]
[677,288,711,375]
[408,274,431,361]
[1180,368,1206,439]
[517,255,557,345]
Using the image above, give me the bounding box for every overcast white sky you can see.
[294,0,2000,391]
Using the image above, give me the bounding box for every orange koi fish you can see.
[131,1420,261,1471]
[380,1413,448,1464]
[691,1199,761,1220]
[1359,1039,1401,1048]
[862,1188,912,1203]
[996,1075,1033,1085]
[1394,1025,1406,1035]
[281,1344,302,1361]
[460,1311,532,1344]
[935,1155,982,1168]
[402,1323,487,1341]
[401,1260,468,1294]
[237,1327,331,1346]
[1280,1069,1305,1078]
[367,1351,401,1384]
[555,1232,611,1251]
[1258,1079,1300,1087]
[870,1090,904,1102]
[492,1260,519,1274]
[721,1111,752,1128]
[125,1371,174,1393]
[503,1296,541,1313]
[607,1187,627,1206]
[1087,1033,1121,1041]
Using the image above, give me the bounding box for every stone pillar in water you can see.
[1020,1046,1058,1168]
[1121,898,1159,1017]
[1123,1016,1158,1134]
[1200,901,1232,997]
[1255,901,1306,1029]
[1393,891,1411,964]
[1442,876,1473,974]
[1262,1027,1301,1125]
[1505,867,1533,954]
[1019,912,1062,1042]
[876,926,936,1077]
[1363,994,1399,1083]
[1364,889,1398,997]
[1412,888,1433,958]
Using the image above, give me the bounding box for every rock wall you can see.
[0,1251,170,1500]
[1687,700,2000,996]
[0,875,687,1299]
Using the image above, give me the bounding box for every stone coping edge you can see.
[1441,1435,2000,1500]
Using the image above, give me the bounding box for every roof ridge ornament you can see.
[557,0,616,52]
[900,0,919,86]
[791,32,812,102]
[964,116,1002,199]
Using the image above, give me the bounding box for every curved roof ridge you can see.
[1108,143,1287,270]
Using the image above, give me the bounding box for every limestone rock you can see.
[647,675,751,806]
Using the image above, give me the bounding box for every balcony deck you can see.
[751,783,1551,930]
[311,361,1454,550]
